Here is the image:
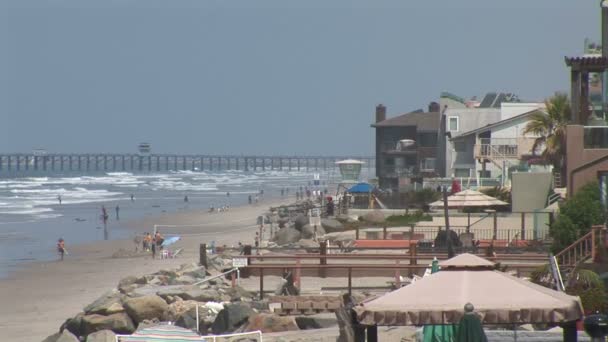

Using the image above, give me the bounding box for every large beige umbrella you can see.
[429,189,508,209]
[355,253,583,326]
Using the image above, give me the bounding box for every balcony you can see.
[584,126,608,149]
[474,138,535,160]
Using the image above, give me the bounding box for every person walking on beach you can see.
[57,195,62,205]
[101,205,108,224]
[151,235,156,259]
[248,195,252,205]
[115,205,120,220]
[143,232,151,251]
[184,195,189,203]
[133,234,141,252]
[130,194,135,202]
[57,238,66,261]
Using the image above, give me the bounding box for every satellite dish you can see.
[396,139,415,151]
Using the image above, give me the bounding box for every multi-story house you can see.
[443,94,544,179]
[448,108,543,184]
[372,103,441,190]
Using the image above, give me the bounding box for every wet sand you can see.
[0,198,288,342]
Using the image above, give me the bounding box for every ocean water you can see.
[0,169,349,278]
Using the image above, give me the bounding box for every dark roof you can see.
[371,111,440,131]
[478,92,521,108]
[565,56,608,71]
[451,109,542,140]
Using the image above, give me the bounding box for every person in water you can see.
[57,238,66,261]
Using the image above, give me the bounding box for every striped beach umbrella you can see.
[117,324,204,341]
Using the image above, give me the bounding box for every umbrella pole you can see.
[442,188,454,258]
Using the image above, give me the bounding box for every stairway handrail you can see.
[554,230,593,260]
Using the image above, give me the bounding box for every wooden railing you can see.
[555,225,605,268]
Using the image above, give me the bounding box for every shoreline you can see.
[0,195,293,342]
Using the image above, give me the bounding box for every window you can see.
[454,168,470,178]
[421,158,436,171]
[417,133,437,147]
[448,116,459,132]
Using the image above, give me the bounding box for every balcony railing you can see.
[474,138,535,160]
[584,126,608,149]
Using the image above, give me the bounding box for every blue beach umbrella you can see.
[161,236,181,247]
[423,257,456,342]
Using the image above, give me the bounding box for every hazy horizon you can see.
[0,0,600,155]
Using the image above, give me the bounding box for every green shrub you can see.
[480,186,511,204]
[550,181,605,252]
[385,211,432,226]
[566,269,608,314]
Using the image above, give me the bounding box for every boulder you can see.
[181,288,221,302]
[174,275,197,285]
[81,313,135,335]
[243,313,299,333]
[134,275,150,285]
[336,214,359,224]
[60,312,85,337]
[42,330,79,342]
[272,227,301,245]
[118,283,140,295]
[175,305,219,334]
[295,315,337,329]
[361,211,385,224]
[321,219,345,233]
[297,239,320,250]
[156,286,190,300]
[84,290,124,315]
[85,330,116,342]
[163,300,199,322]
[224,285,253,302]
[181,266,207,279]
[294,215,309,231]
[118,275,138,288]
[211,303,256,334]
[123,295,169,324]
[300,224,325,239]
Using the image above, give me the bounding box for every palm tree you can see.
[523,93,571,181]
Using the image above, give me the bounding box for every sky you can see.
[0,0,601,155]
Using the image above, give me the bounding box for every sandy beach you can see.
[0,197,289,342]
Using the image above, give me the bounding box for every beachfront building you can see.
[444,96,545,182]
[448,108,545,185]
[372,103,442,190]
[565,56,608,196]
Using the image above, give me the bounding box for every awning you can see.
[429,189,508,208]
[355,254,583,326]
[347,183,374,193]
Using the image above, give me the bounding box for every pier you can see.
[0,154,374,175]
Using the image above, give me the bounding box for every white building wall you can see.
[445,108,501,177]
[500,102,545,120]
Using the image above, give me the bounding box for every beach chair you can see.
[171,248,183,258]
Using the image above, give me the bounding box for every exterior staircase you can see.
[555,225,606,269]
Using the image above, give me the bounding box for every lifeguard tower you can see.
[334,159,365,210]
[138,143,151,156]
